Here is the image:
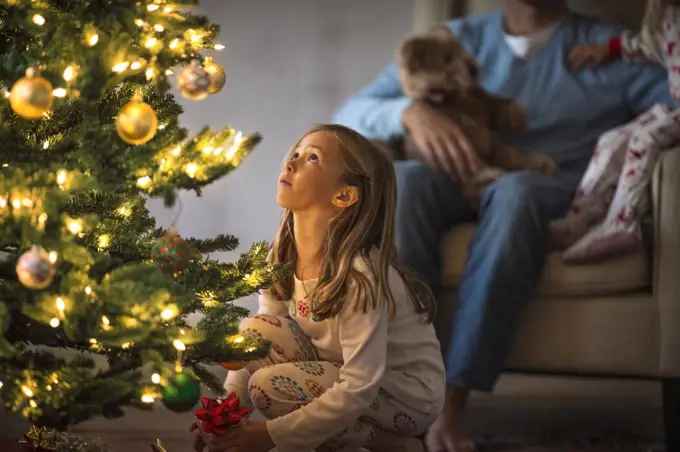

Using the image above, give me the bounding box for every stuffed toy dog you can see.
[381,24,558,208]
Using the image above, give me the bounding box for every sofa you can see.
[436,151,680,450]
[406,1,679,449]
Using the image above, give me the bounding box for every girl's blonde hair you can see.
[641,0,677,52]
[266,123,436,323]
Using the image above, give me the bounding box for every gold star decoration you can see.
[18,425,57,451]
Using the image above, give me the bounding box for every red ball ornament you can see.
[151,229,192,274]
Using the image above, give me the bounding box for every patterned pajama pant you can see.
[238,314,435,452]
[550,104,680,263]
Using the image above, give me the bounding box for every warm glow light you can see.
[144,37,158,49]
[89,338,97,344]
[137,176,151,188]
[88,33,99,46]
[56,170,67,185]
[141,393,155,403]
[202,146,214,156]
[146,68,155,80]
[43,140,49,149]
[154,24,164,32]
[185,163,198,178]
[48,251,58,264]
[98,234,110,248]
[117,205,131,217]
[165,69,174,75]
[122,342,132,349]
[32,14,45,25]
[85,286,93,295]
[21,386,34,398]
[63,66,75,81]
[147,4,159,11]
[49,318,60,328]
[130,61,142,70]
[68,219,83,235]
[160,308,176,320]
[232,335,245,344]
[56,297,65,312]
[135,19,145,27]
[101,316,110,327]
[113,62,130,73]
[169,38,179,49]
[173,339,186,351]
[226,132,243,160]
[163,6,173,12]
[171,146,181,156]
[214,44,225,50]
[53,88,67,98]
[29,400,37,408]
[151,373,161,384]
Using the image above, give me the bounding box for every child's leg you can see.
[247,362,432,452]
[563,107,680,263]
[549,106,663,248]
[239,314,318,368]
[222,314,318,411]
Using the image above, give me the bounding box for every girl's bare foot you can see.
[425,387,476,452]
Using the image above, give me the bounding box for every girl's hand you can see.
[189,420,210,452]
[207,421,274,452]
[569,43,611,70]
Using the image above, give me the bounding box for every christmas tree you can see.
[0,0,286,445]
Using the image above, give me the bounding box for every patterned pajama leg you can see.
[563,106,680,263]
[549,105,665,249]
[239,314,435,452]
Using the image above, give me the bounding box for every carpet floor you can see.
[3,374,667,451]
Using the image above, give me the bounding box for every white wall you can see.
[148,0,415,312]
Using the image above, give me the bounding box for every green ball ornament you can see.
[151,228,192,274]
[161,372,201,412]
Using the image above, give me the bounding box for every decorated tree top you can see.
[0,0,286,437]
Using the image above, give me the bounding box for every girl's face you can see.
[277,131,351,214]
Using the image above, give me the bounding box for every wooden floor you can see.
[1,373,665,451]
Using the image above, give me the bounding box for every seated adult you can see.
[332,0,673,451]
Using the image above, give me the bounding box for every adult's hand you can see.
[402,101,481,182]
[569,43,611,70]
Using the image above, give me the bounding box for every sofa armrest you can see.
[652,147,680,375]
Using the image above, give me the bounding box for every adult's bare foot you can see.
[425,387,476,452]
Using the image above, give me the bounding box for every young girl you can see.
[549,0,680,263]
[192,124,446,452]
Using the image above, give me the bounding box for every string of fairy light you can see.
[1,0,258,415]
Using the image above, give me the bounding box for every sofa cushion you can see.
[440,223,652,297]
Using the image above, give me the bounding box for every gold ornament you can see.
[177,60,211,100]
[16,245,56,290]
[203,57,226,94]
[150,439,169,452]
[19,425,58,451]
[10,68,54,120]
[115,94,158,145]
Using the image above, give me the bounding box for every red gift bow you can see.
[194,392,250,435]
